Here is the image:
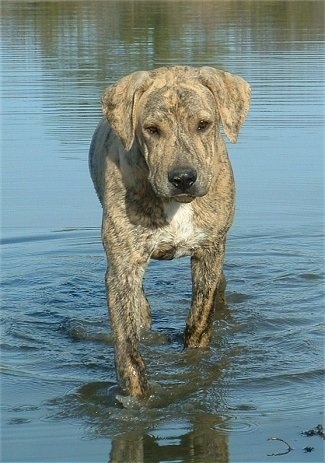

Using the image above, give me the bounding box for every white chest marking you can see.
[155,202,206,257]
[165,201,195,236]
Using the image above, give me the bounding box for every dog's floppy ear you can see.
[101,71,152,151]
[199,67,251,143]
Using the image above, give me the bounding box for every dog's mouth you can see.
[173,194,196,203]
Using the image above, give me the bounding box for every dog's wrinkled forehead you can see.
[139,82,214,122]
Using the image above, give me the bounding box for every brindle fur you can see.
[89,66,251,399]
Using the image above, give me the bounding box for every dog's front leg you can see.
[184,241,226,348]
[106,255,150,399]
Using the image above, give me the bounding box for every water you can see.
[1,1,324,462]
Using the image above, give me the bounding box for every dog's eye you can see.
[197,120,211,132]
[145,126,160,136]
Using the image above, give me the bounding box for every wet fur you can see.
[89,66,250,398]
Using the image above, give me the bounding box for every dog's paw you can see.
[115,394,143,409]
[115,381,163,409]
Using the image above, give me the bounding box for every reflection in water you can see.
[49,380,230,463]
[111,416,228,463]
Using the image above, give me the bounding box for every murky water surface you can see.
[1,1,324,462]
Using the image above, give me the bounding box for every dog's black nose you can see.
[168,168,197,192]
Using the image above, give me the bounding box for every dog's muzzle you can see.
[167,167,208,202]
[167,167,199,202]
[168,167,197,192]
[150,166,209,201]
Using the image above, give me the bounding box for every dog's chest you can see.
[151,202,205,259]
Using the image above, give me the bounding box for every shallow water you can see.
[1,1,324,462]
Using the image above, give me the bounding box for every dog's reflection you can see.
[109,414,228,463]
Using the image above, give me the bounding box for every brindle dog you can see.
[89,66,251,399]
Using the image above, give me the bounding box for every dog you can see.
[89,66,251,399]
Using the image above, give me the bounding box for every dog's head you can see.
[102,66,250,202]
